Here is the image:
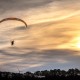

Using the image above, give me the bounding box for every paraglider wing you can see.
[0,17,27,28]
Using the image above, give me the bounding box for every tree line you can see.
[0,68,80,80]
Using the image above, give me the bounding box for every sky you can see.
[0,0,80,73]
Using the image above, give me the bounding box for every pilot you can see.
[11,40,14,46]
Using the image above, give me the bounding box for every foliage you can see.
[0,68,80,80]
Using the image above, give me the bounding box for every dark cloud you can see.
[0,47,76,57]
[0,0,53,12]
[0,47,79,72]
[0,0,79,13]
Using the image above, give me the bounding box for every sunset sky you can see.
[0,0,80,73]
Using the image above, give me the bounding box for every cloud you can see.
[0,46,79,72]
[0,0,80,72]
[0,0,53,11]
[0,0,80,26]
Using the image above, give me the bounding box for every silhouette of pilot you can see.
[11,40,14,46]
